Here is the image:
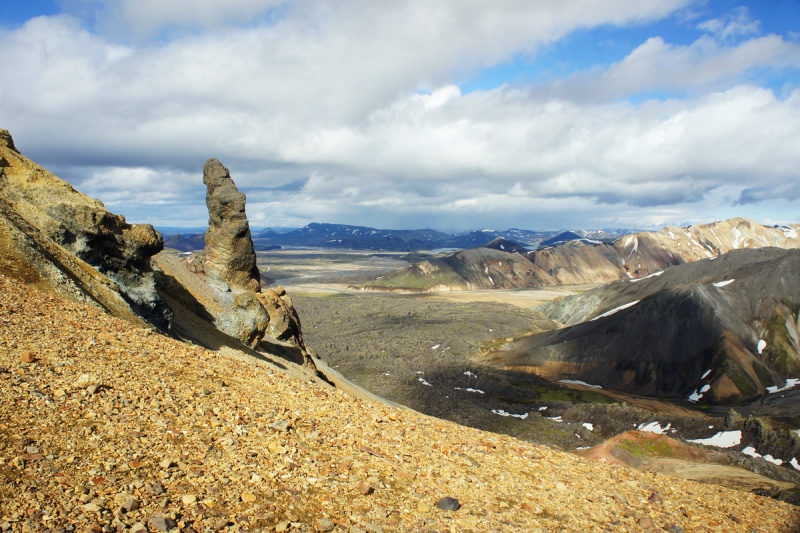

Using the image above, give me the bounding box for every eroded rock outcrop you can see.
[0,129,172,330]
[155,159,309,365]
[203,158,261,292]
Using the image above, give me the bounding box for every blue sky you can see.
[1,1,799,231]
[461,2,800,96]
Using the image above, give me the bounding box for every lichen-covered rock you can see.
[0,129,172,330]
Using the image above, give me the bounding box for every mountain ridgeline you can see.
[164,224,627,252]
[361,218,800,291]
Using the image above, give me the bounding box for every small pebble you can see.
[437,497,461,511]
[638,516,655,529]
[317,517,335,532]
[270,419,290,432]
[148,515,176,532]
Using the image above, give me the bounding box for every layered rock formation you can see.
[0,129,171,330]
[154,159,309,364]
[362,218,800,292]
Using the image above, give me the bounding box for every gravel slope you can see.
[1,274,799,533]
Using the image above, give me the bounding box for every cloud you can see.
[530,33,800,102]
[697,6,760,43]
[1,1,799,230]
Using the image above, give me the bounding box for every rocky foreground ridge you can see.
[2,275,800,532]
[362,218,800,292]
[0,130,171,330]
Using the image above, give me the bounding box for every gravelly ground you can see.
[3,275,799,532]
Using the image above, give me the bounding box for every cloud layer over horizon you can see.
[1,0,799,231]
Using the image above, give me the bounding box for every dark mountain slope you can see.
[483,236,529,254]
[252,222,451,251]
[164,232,206,252]
[539,231,582,247]
[480,248,800,404]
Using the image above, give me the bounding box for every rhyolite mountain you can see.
[539,231,584,247]
[483,237,529,254]
[480,247,800,404]
[363,218,800,291]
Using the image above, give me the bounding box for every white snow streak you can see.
[713,279,735,287]
[638,421,671,435]
[766,378,800,394]
[689,430,741,448]
[558,379,602,389]
[629,271,663,283]
[492,409,528,419]
[591,300,641,321]
[757,339,767,354]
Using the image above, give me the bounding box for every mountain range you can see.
[4,128,800,513]
[362,218,800,291]
[164,223,630,252]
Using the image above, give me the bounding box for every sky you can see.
[1,1,799,232]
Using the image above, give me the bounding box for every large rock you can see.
[203,159,260,292]
[0,129,172,330]
[156,158,309,364]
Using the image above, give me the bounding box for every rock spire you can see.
[192,159,309,363]
[202,159,261,292]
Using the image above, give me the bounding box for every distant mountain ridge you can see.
[165,223,633,252]
[362,217,800,291]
